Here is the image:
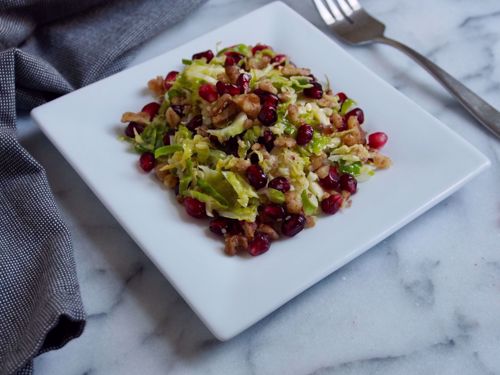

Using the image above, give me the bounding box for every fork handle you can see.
[375,36,500,139]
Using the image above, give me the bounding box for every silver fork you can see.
[313,0,500,139]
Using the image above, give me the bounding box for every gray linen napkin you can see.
[0,0,207,374]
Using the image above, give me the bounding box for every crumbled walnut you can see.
[257,224,279,240]
[278,92,292,102]
[248,55,271,70]
[232,94,261,119]
[372,153,392,169]
[342,116,366,146]
[155,163,170,181]
[274,136,297,148]
[217,73,230,83]
[231,158,251,173]
[287,104,300,124]
[211,94,239,126]
[162,174,178,189]
[225,65,240,84]
[166,107,181,128]
[224,235,248,256]
[319,124,335,135]
[330,112,344,130]
[310,153,327,171]
[147,76,165,96]
[196,125,209,137]
[349,144,371,161]
[281,65,311,76]
[242,221,257,240]
[121,111,150,124]
[244,119,255,129]
[316,165,330,179]
[171,96,190,106]
[285,191,303,214]
[305,216,316,228]
[258,79,278,95]
[317,95,336,108]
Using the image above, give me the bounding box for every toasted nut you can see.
[278,92,292,102]
[258,79,278,95]
[285,191,303,214]
[233,93,261,119]
[316,165,330,179]
[330,112,344,130]
[224,235,248,256]
[163,174,178,188]
[242,221,257,240]
[310,153,327,171]
[258,224,280,240]
[166,107,181,128]
[372,153,392,169]
[287,104,300,124]
[274,136,297,148]
[231,158,251,173]
[248,55,271,70]
[317,95,336,108]
[282,65,311,76]
[121,111,150,124]
[147,76,165,96]
[305,216,316,228]
[225,65,240,84]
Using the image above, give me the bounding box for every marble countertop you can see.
[17,0,500,373]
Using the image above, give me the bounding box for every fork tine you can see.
[324,0,345,21]
[345,0,361,11]
[334,0,354,17]
[313,0,336,25]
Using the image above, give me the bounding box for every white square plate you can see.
[31,1,490,340]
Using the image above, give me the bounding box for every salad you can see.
[120,43,391,256]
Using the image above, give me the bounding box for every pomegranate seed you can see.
[336,92,347,105]
[124,122,145,138]
[223,137,239,157]
[246,164,268,190]
[268,177,290,192]
[296,124,313,145]
[141,102,160,120]
[209,218,242,236]
[192,49,214,63]
[258,105,278,126]
[250,153,260,165]
[303,82,323,99]
[170,104,184,117]
[258,129,276,152]
[319,166,340,191]
[216,81,241,96]
[271,54,287,65]
[198,83,219,102]
[346,108,364,124]
[253,89,279,108]
[339,173,357,194]
[368,132,388,149]
[163,133,170,145]
[187,115,203,132]
[224,51,244,65]
[308,74,318,82]
[259,203,285,223]
[321,194,343,215]
[184,197,206,219]
[252,44,270,54]
[248,232,271,256]
[139,152,155,172]
[224,56,235,67]
[164,70,178,90]
[282,214,306,237]
[236,73,250,93]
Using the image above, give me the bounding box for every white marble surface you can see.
[16,0,500,373]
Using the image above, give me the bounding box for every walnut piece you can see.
[372,153,392,169]
[285,191,303,214]
[258,79,278,95]
[287,104,300,124]
[224,235,248,256]
[257,224,280,240]
[166,107,181,128]
[225,65,240,84]
[281,65,311,76]
[147,76,165,96]
[305,216,316,228]
[232,94,261,119]
[211,94,239,126]
[274,136,297,148]
[241,221,257,240]
[121,111,150,124]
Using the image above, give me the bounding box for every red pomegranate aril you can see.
[368,132,388,149]
[282,214,306,237]
[187,115,203,132]
[259,203,285,223]
[198,83,219,102]
[321,194,343,215]
[258,105,278,126]
[164,70,178,90]
[224,56,235,67]
[216,81,241,96]
[125,122,145,138]
[339,173,357,194]
[248,232,271,256]
[258,129,276,152]
[296,124,314,145]
[170,104,184,117]
[209,218,242,236]
[184,197,206,219]
[271,54,287,65]
[192,49,214,63]
[139,152,155,172]
[268,177,291,193]
[252,44,270,54]
[253,89,278,107]
[250,153,260,165]
[246,164,268,190]
[319,166,340,191]
[236,73,250,93]
[224,51,244,64]
[141,102,160,120]
[336,92,347,105]
[303,82,323,99]
[346,108,364,124]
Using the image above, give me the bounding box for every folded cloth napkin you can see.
[0,0,207,373]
